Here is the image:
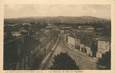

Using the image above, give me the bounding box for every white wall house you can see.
[67,36,76,48]
[96,39,110,58]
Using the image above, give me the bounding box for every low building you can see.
[78,26,95,30]
[67,36,76,48]
[95,37,111,58]
[11,31,22,37]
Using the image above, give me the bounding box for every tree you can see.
[50,53,79,70]
[97,50,111,69]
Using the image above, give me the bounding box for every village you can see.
[4,17,111,70]
[61,25,110,59]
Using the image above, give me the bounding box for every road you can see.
[40,30,98,70]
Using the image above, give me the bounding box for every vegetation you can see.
[50,53,79,70]
[97,50,111,69]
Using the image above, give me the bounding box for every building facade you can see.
[96,38,110,58]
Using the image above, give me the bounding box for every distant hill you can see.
[4,16,111,28]
[4,16,110,23]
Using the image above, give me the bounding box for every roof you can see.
[94,36,111,42]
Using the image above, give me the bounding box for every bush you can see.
[97,50,111,69]
[50,53,79,70]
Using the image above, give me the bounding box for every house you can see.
[95,37,111,58]
[67,36,76,48]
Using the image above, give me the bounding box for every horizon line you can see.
[4,16,111,20]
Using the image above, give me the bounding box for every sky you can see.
[4,4,111,19]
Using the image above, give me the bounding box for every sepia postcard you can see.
[0,0,115,73]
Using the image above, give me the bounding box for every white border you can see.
[0,0,115,73]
